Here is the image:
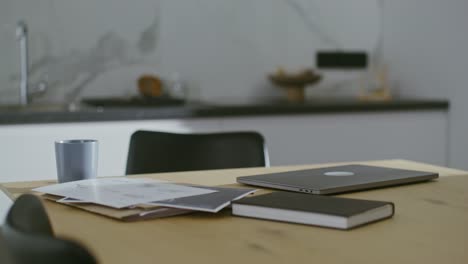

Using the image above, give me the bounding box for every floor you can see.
[0,191,12,224]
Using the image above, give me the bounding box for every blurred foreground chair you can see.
[126,130,269,174]
[0,194,97,264]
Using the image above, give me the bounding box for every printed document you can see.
[33,178,216,208]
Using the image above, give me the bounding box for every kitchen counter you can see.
[0,99,449,125]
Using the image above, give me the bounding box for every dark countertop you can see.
[0,99,449,125]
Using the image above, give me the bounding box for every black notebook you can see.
[232,192,394,230]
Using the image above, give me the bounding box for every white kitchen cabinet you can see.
[0,110,448,183]
[0,118,221,183]
[220,111,448,167]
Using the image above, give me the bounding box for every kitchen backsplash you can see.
[0,0,381,105]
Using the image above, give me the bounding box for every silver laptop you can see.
[237,164,438,195]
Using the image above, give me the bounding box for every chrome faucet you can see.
[15,21,47,106]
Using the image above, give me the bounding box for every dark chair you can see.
[126,130,269,174]
[0,194,97,264]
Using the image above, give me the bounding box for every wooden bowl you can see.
[268,68,322,103]
[268,69,322,87]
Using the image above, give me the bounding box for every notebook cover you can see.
[233,191,394,218]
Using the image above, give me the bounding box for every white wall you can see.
[0,0,380,104]
[383,0,468,169]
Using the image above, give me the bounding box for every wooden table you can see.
[2,160,468,264]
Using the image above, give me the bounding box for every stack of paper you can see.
[33,178,217,208]
[33,178,256,220]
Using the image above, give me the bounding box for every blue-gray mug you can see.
[55,139,98,183]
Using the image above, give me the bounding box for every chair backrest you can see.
[1,194,97,264]
[126,130,269,174]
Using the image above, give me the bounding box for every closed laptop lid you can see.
[237,164,438,194]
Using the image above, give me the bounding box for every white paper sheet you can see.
[33,178,216,209]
